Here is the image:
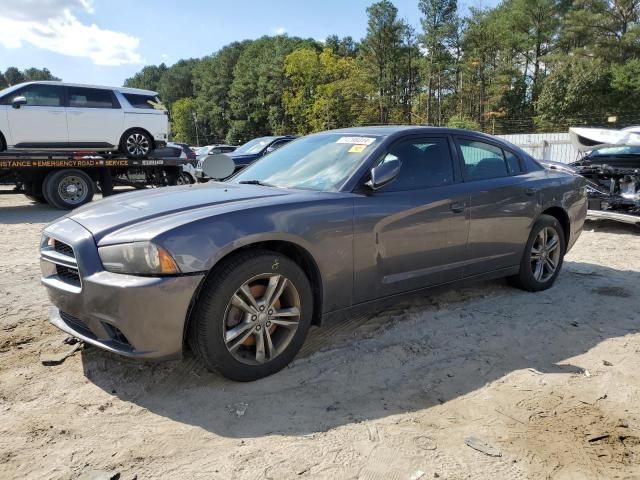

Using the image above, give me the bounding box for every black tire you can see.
[0,132,6,152]
[43,169,95,210]
[509,214,566,292]
[188,250,313,381]
[119,129,154,159]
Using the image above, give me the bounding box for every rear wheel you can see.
[120,129,153,159]
[188,250,313,381]
[43,169,94,210]
[510,214,566,292]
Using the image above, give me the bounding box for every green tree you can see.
[22,67,60,81]
[536,58,613,124]
[124,64,168,91]
[3,67,25,86]
[170,97,198,144]
[361,0,408,123]
[226,35,318,144]
[193,42,247,143]
[419,0,459,124]
[158,59,198,107]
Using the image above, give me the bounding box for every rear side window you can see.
[123,93,165,110]
[68,87,117,109]
[457,139,520,180]
[504,150,523,173]
[379,137,454,191]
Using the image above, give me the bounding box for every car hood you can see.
[229,152,259,161]
[67,182,291,243]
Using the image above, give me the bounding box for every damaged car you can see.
[544,127,640,225]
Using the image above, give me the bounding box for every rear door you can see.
[353,135,470,302]
[6,84,67,147]
[66,86,123,148]
[454,136,540,276]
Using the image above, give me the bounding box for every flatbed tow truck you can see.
[0,150,196,209]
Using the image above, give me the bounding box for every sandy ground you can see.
[1,189,639,480]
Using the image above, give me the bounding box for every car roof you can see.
[14,81,159,97]
[325,125,493,137]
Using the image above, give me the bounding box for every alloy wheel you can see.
[223,273,301,365]
[530,226,561,282]
[126,133,150,157]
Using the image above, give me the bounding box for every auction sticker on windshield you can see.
[349,144,368,153]
[336,136,376,145]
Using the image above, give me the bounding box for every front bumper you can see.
[41,218,204,360]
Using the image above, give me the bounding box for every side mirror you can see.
[12,96,27,109]
[201,153,236,180]
[365,159,401,190]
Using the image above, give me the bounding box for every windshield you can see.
[230,133,382,191]
[196,146,211,155]
[591,145,640,156]
[0,84,21,102]
[234,137,276,155]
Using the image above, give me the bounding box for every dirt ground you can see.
[1,189,639,480]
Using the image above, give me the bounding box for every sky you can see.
[0,0,498,88]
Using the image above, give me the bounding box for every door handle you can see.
[524,187,538,196]
[451,202,465,213]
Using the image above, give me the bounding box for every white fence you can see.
[497,133,580,164]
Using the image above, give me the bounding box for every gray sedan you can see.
[40,127,587,381]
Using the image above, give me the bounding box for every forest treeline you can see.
[5,1,640,145]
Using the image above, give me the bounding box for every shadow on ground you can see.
[0,200,64,224]
[81,257,640,439]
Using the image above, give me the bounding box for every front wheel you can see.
[188,250,313,381]
[120,130,153,159]
[510,214,566,292]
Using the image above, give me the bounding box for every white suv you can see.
[0,81,169,158]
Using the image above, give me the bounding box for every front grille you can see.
[54,240,75,258]
[42,235,82,290]
[60,311,95,339]
[56,265,81,287]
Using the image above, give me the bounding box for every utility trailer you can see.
[0,150,196,209]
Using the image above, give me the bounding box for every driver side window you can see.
[378,137,454,192]
[17,84,64,107]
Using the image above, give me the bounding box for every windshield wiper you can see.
[238,180,274,187]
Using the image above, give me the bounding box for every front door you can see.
[353,136,470,303]
[66,86,123,148]
[7,84,67,147]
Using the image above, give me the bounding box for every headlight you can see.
[98,242,180,275]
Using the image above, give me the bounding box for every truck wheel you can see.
[43,169,95,210]
[188,250,313,381]
[120,129,153,159]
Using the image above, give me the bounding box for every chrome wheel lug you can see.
[266,321,271,327]
[259,306,265,311]
[255,325,261,331]
[251,315,257,321]
[268,309,273,315]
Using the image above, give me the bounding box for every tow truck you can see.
[0,150,197,209]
